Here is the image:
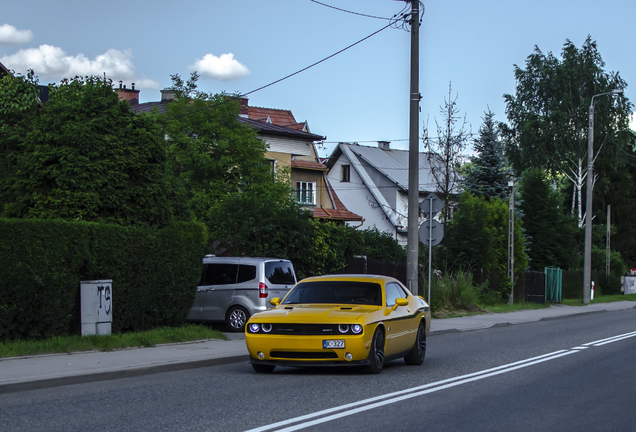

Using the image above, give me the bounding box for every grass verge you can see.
[433,294,636,318]
[0,324,226,358]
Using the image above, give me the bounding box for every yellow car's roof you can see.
[298,274,400,284]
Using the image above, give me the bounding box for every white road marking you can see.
[245,330,636,432]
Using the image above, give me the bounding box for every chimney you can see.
[161,89,176,102]
[239,97,249,117]
[116,82,140,105]
[378,141,391,151]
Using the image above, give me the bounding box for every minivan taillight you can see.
[259,282,268,298]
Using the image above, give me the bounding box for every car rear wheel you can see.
[252,363,276,373]
[404,321,426,365]
[365,327,385,374]
[226,306,249,332]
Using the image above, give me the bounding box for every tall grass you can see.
[429,271,482,311]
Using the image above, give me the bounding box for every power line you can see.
[308,0,394,20]
[160,16,406,123]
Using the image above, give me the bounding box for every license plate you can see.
[323,340,345,349]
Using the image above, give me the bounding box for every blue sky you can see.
[2,0,635,157]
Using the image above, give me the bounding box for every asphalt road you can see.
[2,309,635,432]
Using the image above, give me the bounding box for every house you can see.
[122,87,362,223]
[325,141,451,244]
[237,99,362,223]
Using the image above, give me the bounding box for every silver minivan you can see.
[186,256,297,331]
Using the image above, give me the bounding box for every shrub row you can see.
[0,219,207,341]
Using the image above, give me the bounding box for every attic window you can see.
[341,165,350,182]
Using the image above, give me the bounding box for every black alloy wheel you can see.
[404,321,426,365]
[365,327,385,374]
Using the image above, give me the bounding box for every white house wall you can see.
[326,155,396,237]
[261,136,312,156]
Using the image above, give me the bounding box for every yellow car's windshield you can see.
[282,281,382,306]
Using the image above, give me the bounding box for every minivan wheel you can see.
[226,306,249,332]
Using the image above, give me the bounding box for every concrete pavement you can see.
[2,301,635,394]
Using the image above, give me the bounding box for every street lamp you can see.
[507,175,515,305]
[583,88,623,304]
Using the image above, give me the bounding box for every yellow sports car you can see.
[245,274,431,374]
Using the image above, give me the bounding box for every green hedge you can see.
[0,219,207,341]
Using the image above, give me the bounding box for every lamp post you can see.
[583,88,623,304]
[507,175,515,305]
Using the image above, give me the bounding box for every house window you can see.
[267,159,277,177]
[341,165,350,182]
[296,181,316,206]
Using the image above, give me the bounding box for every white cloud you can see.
[189,53,250,80]
[0,24,33,45]
[0,45,159,88]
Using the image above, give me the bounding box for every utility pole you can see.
[406,0,421,296]
[606,205,611,276]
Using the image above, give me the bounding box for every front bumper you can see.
[245,333,372,364]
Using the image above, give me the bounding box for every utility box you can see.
[81,280,113,336]
[623,276,636,295]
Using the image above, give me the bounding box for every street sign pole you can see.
[419,193,444,305]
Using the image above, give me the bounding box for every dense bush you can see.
[428,271,483,311]
[0,219,207,341]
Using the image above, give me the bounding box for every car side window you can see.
[237,265,256,283]
[201,263,238,286]
[385,283,404,307]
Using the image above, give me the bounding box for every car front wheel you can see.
[365,327,385,374]
[404,321,426,365]
[226,306,249,332]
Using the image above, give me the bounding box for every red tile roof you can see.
[311,178,363,222]
[248,106,297,126]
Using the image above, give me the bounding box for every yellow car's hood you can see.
[255,304,378,322]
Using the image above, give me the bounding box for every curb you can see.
[0,354,249,395]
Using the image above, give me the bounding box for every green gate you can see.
[545,267,562,303]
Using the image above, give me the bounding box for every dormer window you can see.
[341,165,351,182]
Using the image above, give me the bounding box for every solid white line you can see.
[592,333,636,346]
[582,330,636,346]
[243,350,568,432]
[273,351,579,432]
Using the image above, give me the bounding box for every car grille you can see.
[269,324,340,335]
[270,351,338,359]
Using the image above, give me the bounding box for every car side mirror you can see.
[391,297,408,311]
[270,297,281,306]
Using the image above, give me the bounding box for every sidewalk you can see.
[2,301,635,394]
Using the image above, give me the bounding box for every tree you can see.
[502,36,633,227]
[518,168,578,269]
[1,75,174,226]
[441,192,526,296]
[423,83,469,222]
[0,70,41,207]
[160,73,276,223]
[161,73,319,258]
[462,109,511,200]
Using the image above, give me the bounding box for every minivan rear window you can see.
[265,261,296,285]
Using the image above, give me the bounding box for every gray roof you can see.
[337,143,439,192]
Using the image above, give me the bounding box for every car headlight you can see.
[351,324,363,334]
[338,324,349,334]
[248,323,260,333]
[262,323,272,333]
